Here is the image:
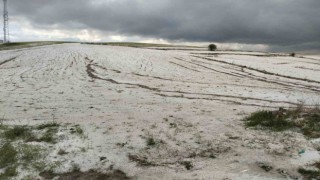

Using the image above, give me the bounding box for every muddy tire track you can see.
[156,94,292,108]
[174,57,245,78]
[162,90,297,106]
[85,57,298,107]
[0,56,18,67]
[192,55,320,93]
[169,61,201,72]
[93,63,210,85]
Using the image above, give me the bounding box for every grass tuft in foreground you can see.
[244,110,293,131]
[0,143,17,168]
[0,166,18,179]
[19,144,43,163]
[244,105,320,138]
[37,122,60,130]
[1,123,60,143]
[0,142,18,179]
[0,122,89,179]
[3,126,35,141]
[39,129,57,144]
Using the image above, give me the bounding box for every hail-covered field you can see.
[1,43,320,179]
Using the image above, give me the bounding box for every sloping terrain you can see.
[0,44,320,179]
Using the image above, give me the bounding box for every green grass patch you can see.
[32,162,46,172]
[244,110,293,131]
[0,142,45,179]
[0,143,17,168]
[0,123,86,178]
[0,42,34,47]
[1,123,61,143]
[299,113,320,138]
[244,106,320,138]
[0,124,8,130]
[0,166,18,179]
[39,130,57,144]
[3,126,32,140]
[37,122,60,130]
[19,144,43,162]
[0,142,18,179]
[38,123,60,143]
[0,41,70,51]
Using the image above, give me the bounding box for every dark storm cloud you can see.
[7,0,320,46]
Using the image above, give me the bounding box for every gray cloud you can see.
[7,0,320,48]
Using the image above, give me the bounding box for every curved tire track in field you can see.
[85,57,297,108]
[192,55,320,93]
[174,57,245,78]
[0,56,18,66]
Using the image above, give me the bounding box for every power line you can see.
[3,0,9,43]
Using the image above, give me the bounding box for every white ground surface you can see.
[1,44,320,179]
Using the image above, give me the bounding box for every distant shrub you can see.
[290,52,295,57]
[208,44,217,51]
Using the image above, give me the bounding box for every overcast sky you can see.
[3,0,320,51]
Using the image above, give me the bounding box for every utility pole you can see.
[3,0,9,43]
